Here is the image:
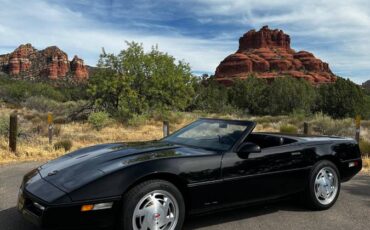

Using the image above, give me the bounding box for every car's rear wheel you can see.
[305,160,340,210]
[120,180,185,230]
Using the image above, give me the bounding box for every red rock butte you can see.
[0,43,89,81]
[215,26,337,85]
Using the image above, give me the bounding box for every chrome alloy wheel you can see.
[132,190,179,230]
[314,167,338,205]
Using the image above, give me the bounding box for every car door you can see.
[221,142,313,206]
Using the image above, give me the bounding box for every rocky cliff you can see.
[215,26,337,84]
[363,80,370,91]
[0,44,89,82]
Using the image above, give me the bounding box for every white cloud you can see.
[188,0,370,83]
[0,0,370,83]
[0,0,237,74]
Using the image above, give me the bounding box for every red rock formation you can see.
[8,44,35,75]
[70,55,89,80]
[0,44,89,82]
[362,80,370,91]
[41,46,70,79]
[238,26,291,51]
[215,26,336,84]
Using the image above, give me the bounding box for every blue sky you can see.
[0,0,369,83]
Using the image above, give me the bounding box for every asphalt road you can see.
[1,162,369,230]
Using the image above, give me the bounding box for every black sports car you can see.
[18,118,362,230]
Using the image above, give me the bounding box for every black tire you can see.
[119,180,185,230]
[304,160,340,210]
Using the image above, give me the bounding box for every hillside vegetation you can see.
[0,42,369,171]
[1,42,370,121]
[87,42,370,120]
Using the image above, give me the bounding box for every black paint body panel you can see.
[18,120,363,229]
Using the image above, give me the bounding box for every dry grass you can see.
[0,111,250,164]
[362,157,370,174]
[0,120,193,164]
[0,108,248,164]
[0,108,369,173]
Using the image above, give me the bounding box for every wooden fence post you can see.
[303,122,309,135]
[48,112,54,144]
[355,115,361,143]
[163,121,170,137]
[9,112,17,153]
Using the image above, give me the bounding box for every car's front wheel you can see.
[305,160,340,210]
[120,180,185,230]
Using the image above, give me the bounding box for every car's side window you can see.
[246,133,297,149]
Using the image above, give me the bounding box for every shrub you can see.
[310,113,354,136]
[31,124,47,135]
[54,139,73,152]
[279,124,298,134]
[88,111,110,130]
[54,117,67,124]
[0,115,9,136]
[150,110,186,124]
[317,78,365,118]
[229,77,268,114]
[0,77,66,103]
[191,79,231,113]
[363,156,369,171]
[289,109,308,124]
[62,86,90,101]
[23,96,60,112]
[265,77,317,115]
[254,115,287,124]
[22,96,88,118]
[53,125,62,137]
[360,139,370,156]
[127,114,149,127]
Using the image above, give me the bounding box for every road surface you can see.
[1,162,369,230]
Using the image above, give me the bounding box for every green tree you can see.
[265,77,316,115]
[143,46,195,110]
[228,77,268,114]
[362,95,370,119]
[191,77,232,113]
[317,78,366,118]
[88,42,195,120]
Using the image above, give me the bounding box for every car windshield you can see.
[163,119,250,151]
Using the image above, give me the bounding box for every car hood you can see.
[38,141,179,192]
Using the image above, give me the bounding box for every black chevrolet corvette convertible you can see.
[18,118,362,230]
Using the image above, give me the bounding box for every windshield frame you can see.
[162,118,256,152]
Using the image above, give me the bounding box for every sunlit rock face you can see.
[8,44,35,75]
[215,26,337,85]
[70,55,89,81]
[0,44,89,82]
[363,80,370,91]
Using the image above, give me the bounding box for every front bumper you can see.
[18,189,120,229]
[18,170,120,229]
[18,201,42,227]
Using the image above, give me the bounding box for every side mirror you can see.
[237,142,261,159]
